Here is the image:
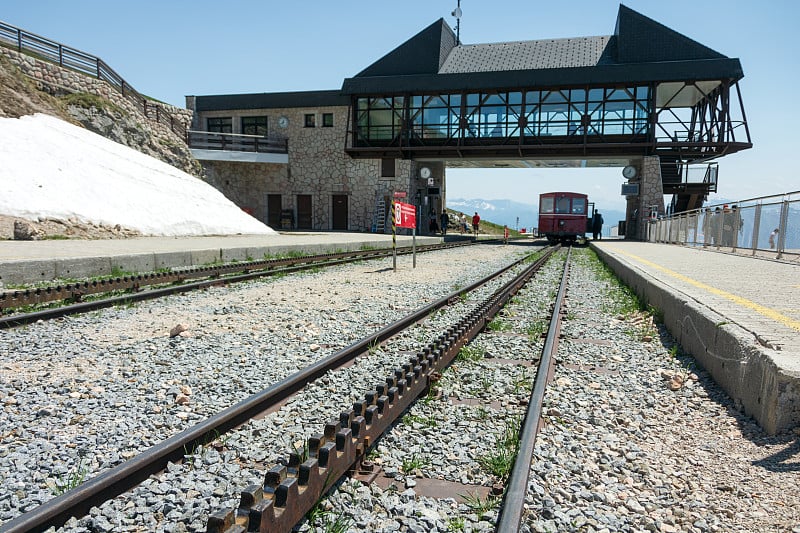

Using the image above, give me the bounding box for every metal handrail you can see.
[648,191,799,259]
[187,130,289,153]
[0,19,187,140]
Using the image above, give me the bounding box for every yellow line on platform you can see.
[612,248,800,332]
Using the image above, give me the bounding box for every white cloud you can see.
[0,114,275,236]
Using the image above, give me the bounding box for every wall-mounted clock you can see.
[278,116,289,129]
[622,165,638,179]
[420,167,431,179]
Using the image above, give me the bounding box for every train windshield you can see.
[555,197,570,213]
[540,196,554,213]
[572,198,586,214]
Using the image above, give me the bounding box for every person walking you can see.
[472,212,481,237]
[769,228,779,249]
[440,211,449,235]
[592,210,604,240]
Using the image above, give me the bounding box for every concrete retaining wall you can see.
[593,245,800,435]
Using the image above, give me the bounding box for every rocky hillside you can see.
[0,51,203,239]
[0,53,201,176]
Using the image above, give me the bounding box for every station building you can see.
[186,5,750,237]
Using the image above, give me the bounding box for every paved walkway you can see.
[0,232,444,286]
[594,241,800,352]
[593,240,800,434]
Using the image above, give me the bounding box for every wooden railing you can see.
[0,20,188,140]
[187,131,288,154]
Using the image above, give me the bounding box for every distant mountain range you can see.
[447,198,626,235]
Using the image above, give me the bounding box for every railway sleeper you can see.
[205,253,552,532]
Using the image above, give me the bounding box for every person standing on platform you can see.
[592,210,604,240]
[428,216,439,235]
[702,207,712,246]
[711,207,722,245]
[459,213,467,234]
[503,225,509,244]
[472,212,481,237]
[769,228,779,249]
[440,211,449,235]
[721,204,734,246]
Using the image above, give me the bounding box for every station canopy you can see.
[341,4,751,169]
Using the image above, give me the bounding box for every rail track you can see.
[0,240,481,329]
[1,244,570,533]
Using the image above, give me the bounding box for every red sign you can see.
[393,191,407,198]
[394,201,416,229]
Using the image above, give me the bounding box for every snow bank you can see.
[0,114,276,236]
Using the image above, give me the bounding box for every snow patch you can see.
[0,114,276,236]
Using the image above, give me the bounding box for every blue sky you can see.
[2,1,797,216]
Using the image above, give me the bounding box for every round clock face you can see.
[278,116,289,128]
[622,165,637,179]
[420,167,431,179]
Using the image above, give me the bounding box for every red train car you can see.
[538,192,592,243]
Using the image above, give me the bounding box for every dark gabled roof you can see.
[194,90,348,112]
[354,19,457,77]
[341,4,743,95]
[614,4,725,63]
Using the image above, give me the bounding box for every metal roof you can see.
[439,36,614,73]
[341,4,743,95]
[193,90,348,112]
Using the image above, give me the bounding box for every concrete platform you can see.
[593,241,800,435]
[0,231,443,286]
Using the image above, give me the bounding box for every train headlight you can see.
[558,220,565,227]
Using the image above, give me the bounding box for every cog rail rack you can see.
[0,245,562,533]
[207,247,570,532]
[0,240,482,328]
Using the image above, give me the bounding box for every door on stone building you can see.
[332,195,348,230]
[267,194,282,229]
[297,195,313,229]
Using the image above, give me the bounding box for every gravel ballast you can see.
[1,244,798,532]
[0,244,530,528]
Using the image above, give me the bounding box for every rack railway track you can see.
[1,244,570,533]
[0,241,479,329]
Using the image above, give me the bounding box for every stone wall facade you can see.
[624,155,665,240]
[193,102,446,232]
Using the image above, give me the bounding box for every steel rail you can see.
[0,241,490,329]
[0,241,473,312]
[495,246,571,532]
[207,247,561,532]
[0,247,548,533]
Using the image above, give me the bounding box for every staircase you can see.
[660,157,682,190]
[667,162,719,213]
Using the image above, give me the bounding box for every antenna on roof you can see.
[451,0,462,45]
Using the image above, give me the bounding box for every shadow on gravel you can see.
[656,330,800,473]
[752,438,800,472]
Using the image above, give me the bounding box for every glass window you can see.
[555,196,571,214]
[304,114,316,128]
[540,196,554,214]
[572,198,586,214]
[322,113,334,127]
[570,89,587,101]
[588,88,604,101]
[543,90,567,103]
[207,117,232,133]
[241,116,267,136]
[381,158,395,177]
